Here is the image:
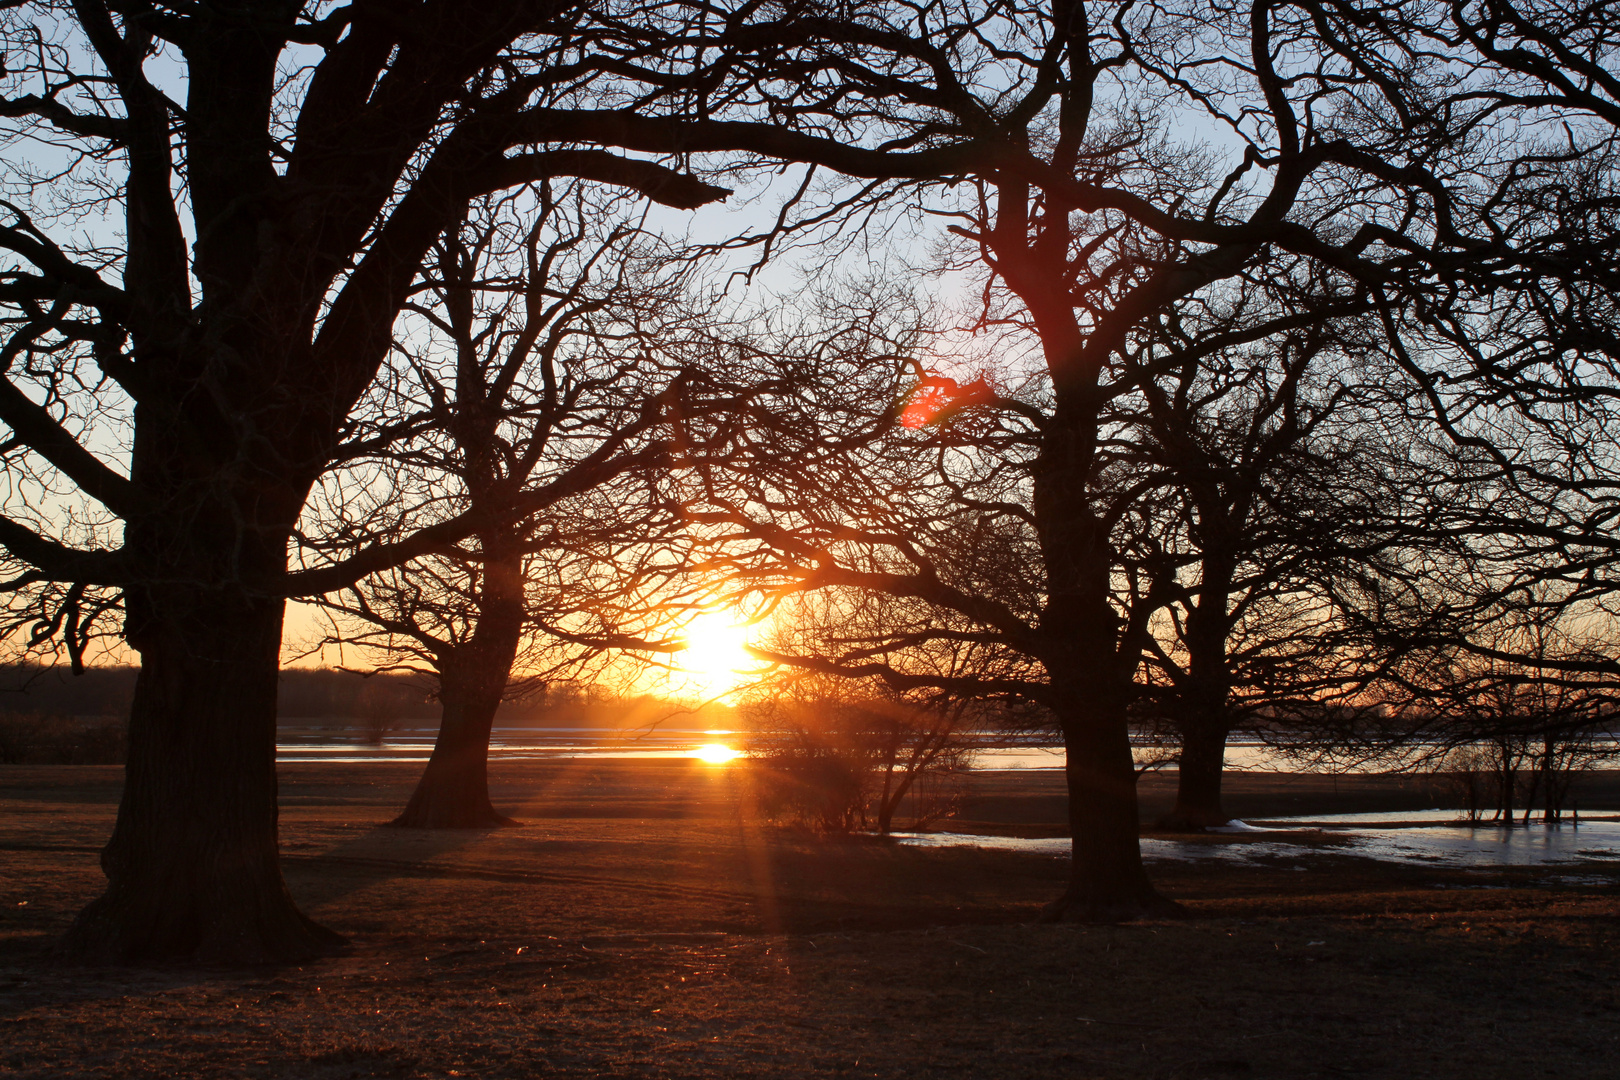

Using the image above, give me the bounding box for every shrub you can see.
[743,685,974,834]
[0,711,126,764]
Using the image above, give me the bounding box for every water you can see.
[274,726,1076,766]
[277,728,1620,869]
[272,729,1288,770]
[273,732,1489,772]
[274,725,730,763]
[893,816,1620,870]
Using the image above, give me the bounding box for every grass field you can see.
[2,759,1617,1079]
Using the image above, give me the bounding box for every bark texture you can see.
[392,682,514,828]
[1040,697,1183,923]
[1031,416,1179,922]
[61,590,345,962]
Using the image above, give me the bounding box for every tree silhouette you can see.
[0,3,728,962]
[4,0,1617,955]
[306,184,697,828]
[1116,281,1417,829]
[657,0,1489,918]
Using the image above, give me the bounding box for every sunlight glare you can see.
[674,610,755,698]
[692,742,741,764]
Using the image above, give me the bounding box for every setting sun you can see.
[672,610,756,698]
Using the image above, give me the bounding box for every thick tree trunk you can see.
[1158,721,1233,832]
[1029,405,1179,922]
[1042,701,1181,922]
[59,590,344,963]
[1159,552,1237,832]
[392,668,513,828]
[393,552,524,828]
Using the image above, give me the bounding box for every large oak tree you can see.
[0,1,729,962]
[308,184,706,828]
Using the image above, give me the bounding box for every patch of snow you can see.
[1208,820,1275,833]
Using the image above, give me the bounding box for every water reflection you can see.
[278,732,1585,773]
[274,725,726,763]
[275,728,1620,869]
[894,817,1620,869]
[273,727,1077,767]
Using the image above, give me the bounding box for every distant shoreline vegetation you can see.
[0,711,125,764]
[0,663,731,731]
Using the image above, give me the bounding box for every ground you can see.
[1,760,1617,1078]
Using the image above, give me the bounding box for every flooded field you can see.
[274,725,1079,768]
[272,728,1620,871]
[898,814,1620,869]
[275,726,1491,773]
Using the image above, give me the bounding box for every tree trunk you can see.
[1495,741,1516,822]
[1159,550,1237,832]
[1521,765,1540,825]
[393,553,524,828]
[1158,721,1233,831]
[875,757,897,835]
[392,665,513,828]
[876,763,916,836]
[1042,691,1181,923]
[1029,408,1179,921]
[59,589,345,963]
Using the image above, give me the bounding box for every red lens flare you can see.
[899,375,992,428]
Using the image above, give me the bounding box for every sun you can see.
[673,609,756,698]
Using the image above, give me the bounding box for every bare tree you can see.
[308,184,699,827]
[0,3,733,962]
[1295,1,1620,686]
[1120,290,1419,829]
[1411,587,1620,822]
[652,0,1480,919]
[5,0,1610,956]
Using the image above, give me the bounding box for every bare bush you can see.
[743,676,974,835]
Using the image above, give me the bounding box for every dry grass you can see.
[1,760,1617,1079]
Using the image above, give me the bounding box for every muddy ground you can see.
[1,759,1617,1079]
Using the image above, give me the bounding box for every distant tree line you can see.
[0,664,677,729]
[0,664,429,723]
